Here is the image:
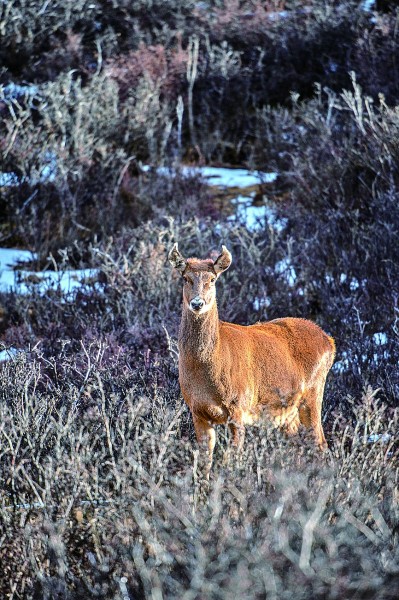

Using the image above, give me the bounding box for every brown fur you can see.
[169,244,335,476]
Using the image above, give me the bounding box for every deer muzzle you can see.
[190,296,205,312]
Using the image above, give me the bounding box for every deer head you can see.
[169,243,232,315]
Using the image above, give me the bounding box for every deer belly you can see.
[241,410,260,425]
[259,386,303,428]
[267,404,299,428]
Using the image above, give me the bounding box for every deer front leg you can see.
[193,415,216,479]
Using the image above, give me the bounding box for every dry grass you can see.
[0,349,397,599]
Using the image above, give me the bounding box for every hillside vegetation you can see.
[0,1,398,598]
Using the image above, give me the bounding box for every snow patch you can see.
[0,152,56,187]
[0,248,36,268]
[1,83,39,99]
[0,172,20,186]
[141,164,277,187]
[275,257,297,287]
[194,166,277,187]
[1,268,99,296]
[0,347,22,362]
[339,273,361,291]
[231,195,287,232]
[362,0,375,11]
[373,332,388,346]
[0,248,99,297]
[253,296,271,311]
[333,350,350,374]
[367,433,392,444]
[142,164,283,232]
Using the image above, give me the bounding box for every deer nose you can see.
[190,298,204,311]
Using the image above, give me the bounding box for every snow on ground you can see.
[188,166,277,187]
[252,296,271,312]
[332,350,350,374]
[1,83,39,99]
[142,164,283,232]
[0,347,21,362]
[275,257,297,286]
[0,84,48,186]
[339,273,363,291]
[367,433,392,443]
[362,0,375,11]
[231,194,287,232]
[373,332,388,346]
[2,161,282,231]
[0,172,20,186]
[1,268,99,296]
[333,331,391,374]
[141,164,277,187]
[0,248,98,297]
[0,248,36,268]
[0,152,56,187]
[0,248,100,358]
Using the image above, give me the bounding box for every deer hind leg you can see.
[193,415,216,479]
[283,407,301,437]
[299,383,327,450]
[229,420,245,450]
[222,419,245,469]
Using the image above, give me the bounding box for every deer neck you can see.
[179,302,220,363]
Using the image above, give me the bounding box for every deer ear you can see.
[168,243,187,273]
[213,245,232,274]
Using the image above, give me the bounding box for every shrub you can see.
[0,352,397,598]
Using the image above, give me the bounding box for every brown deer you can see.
[169,243,335,476]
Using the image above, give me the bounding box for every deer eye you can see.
[210,277,216,283]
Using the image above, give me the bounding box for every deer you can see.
[169,243,335,477]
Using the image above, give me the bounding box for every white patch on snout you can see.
[189,296,212,315]
[191,295,202,306]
